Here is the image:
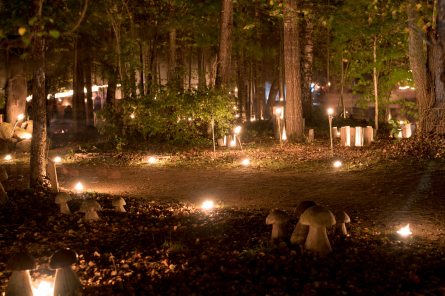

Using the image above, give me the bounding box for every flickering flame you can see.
[4,155,11,160]
[33,280,53,296]
[26,96,32,102]
[75,182,83,191]
[328,108,333,115]
[17,114,24,120]
[202,200,213,210]
[334,161,342,167]
[148,157,156,164]
[242,159,249,165]
[234,126,241,134]
[54,157,61,163]
[130,114,135,119]
[397,224,412,236]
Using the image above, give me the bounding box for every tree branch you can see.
[63,0,89,35]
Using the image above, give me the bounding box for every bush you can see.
[98,86,236,148]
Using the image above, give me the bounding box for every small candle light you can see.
[328,108,333,115]
[130,114,135,119]
[22,133,32,139]
[202,200,213,210]
[148,157,156,164]
[17,114,24,120]
[234,126,241,134]
[75,182,83,191]
[33,280,53,296]
[54,157,61,163]
[334,161,342,167]
[5,155,11,160]
[242,159,249,166]
[397,224,412,236]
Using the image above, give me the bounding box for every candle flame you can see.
[148,157,156,164]
[22,133,32,139]
[234,126,241,134]
[334,161,342,167]
[4,155,11,160]
[17,114,24,120]
[202,200,213,210]
[75,182,83,191]
[397,224,412,236]
[242,159,249,165]
[33,280,53,296]
[54,157,61,163]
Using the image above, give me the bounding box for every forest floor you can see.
[1,136,445,295]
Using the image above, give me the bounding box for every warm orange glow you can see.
[397,224,412,236]
[148,157,156,164]
[242,159,249,165]
[4,155,11,160]
[202,200,213,210]
[54,157,61,163]
[33,280,53,296]
[75,182,83,191]
[334,161,342,167]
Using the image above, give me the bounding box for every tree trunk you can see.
[373,36,379,135]
[85,51,94,126]
[168,28,176,84]
[407,2,432,131]
[300,15,313,120]
[30,0,46,187]
[197,47,206,89]
[278,17,285,101]
[235,45,245,119]
[439,0,445,86]
[283,0,304,139]
[267,73,279,118]
[215,0,233,87]
[107,70,117,111]
[73,39,86,133]
[340,54,345,118]
[6,46,27,124]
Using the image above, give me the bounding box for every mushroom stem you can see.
[59,202,71,215]
[84,210,99,221]
[0,184,8,205]
[53,266,82,296]
[271,223,288,240]
[114,205,126,213]
[5,270,33,296]
[334,223,347,236]
[304,226,332,255]
[290,222,310,245]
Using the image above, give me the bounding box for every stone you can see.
[21,120,33,134]
[14,128,32,140]
[0,122,13,141]
[308,129,314,141]
[15,139,31,152]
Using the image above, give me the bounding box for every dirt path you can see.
[4,160,445,243]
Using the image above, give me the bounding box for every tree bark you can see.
[235,45,245,119]
[407,2,432,131]
[197,46,206,89]
[439,0,445,87]
[215,0,233,87]
[278,17,285,101]
[168,28,176,84]
[73,39,86,133]
[84,51,94,126]
[30,0,46,187]
[283,0,304,139]
[373,36,379,134]
[300,15,313,120]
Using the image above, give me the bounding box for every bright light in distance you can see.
[230,140,236,147]
[54,157,61,163]
[130,114,135,119]
[17,114,24,120]
[328,82,331,86]
[148,157,156,164]
[242,159,249,165]
[75,182,83,191]
[202,200,213,210]
[233,106,237,109]
[234,126,241,134]
[26,96,32,102]
[4,155,11,160]
[276,108,282,115]
[280,98,284,101]
[235,88,238,92]
[397,224,412,236]
[337,132,340,136]
[333,161,342,167]
[236,114,239,118]
[33,280,53,296]
[328,108,333,115]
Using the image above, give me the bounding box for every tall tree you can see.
[300,14,313,120]
[215,0,234,87]
[283,0,304,139]
[30,0,46,187]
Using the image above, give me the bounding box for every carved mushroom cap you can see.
[112,196,126,206]
[6,252,36,271]
[49,249,78,269]
[79,200,102,212]
[266,210,291,225]
[55,192,72,204]
[295,201,317,215]
[299,205,336,228]
[335,211,350,224]
[0,168,8,181]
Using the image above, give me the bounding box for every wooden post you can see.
[47,158,59,193]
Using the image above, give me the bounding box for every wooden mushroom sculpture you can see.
[49,249,82,296]
[334,211,350,237]
[299,205,336,255]
[112,196,126,213]
[0,167,9,205]
[266,210,291,240]
[5,251,36,296]
[79,199,102,221]
[290,201,316,245]
[55,192,73,215]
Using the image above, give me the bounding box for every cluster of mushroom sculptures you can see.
[5,248,82,296]
[54,192,127,220]
[266,201,350,255]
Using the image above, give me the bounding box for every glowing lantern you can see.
[148,157,156,164]
[242,159,249,166]
[397,224,412,236]
[202,200,213,210]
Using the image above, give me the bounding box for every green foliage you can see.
[98,86,236,148]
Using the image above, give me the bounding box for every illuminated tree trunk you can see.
[168,28,176,84]
[85,51,94,126]
[73,39,86,133]
[30,0,46,187]
[301,15,313,121]
[373,36,379,135]
[283,0,304,139]
[215,0,233,87]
